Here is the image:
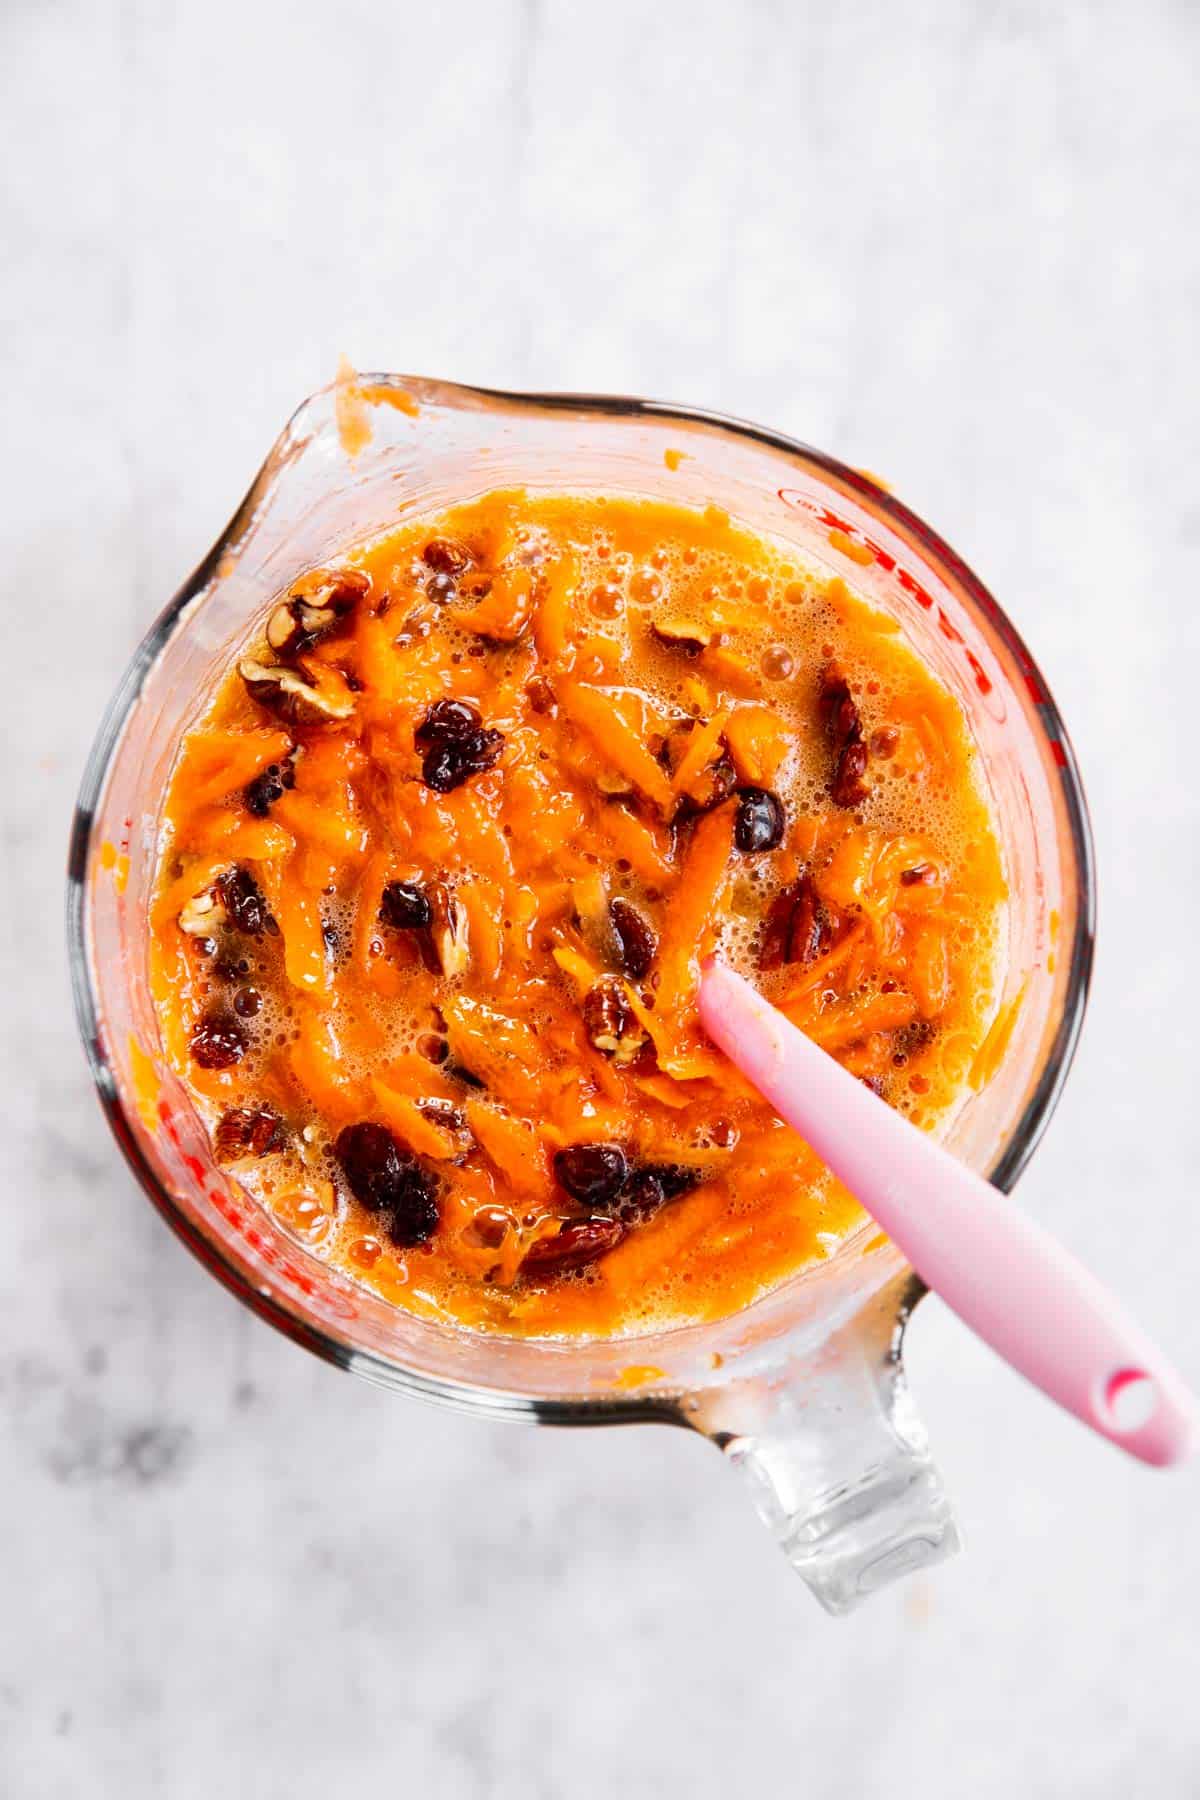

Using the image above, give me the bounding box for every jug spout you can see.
[690,1273,960,1614]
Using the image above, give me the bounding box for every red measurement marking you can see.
[965,651,993,696]
[153,1100,359,1320]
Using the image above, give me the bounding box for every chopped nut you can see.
[760,874,835,970]
[427,882,470,978]
[214,1106,282,1161]
[651,618,712,655]
[238,657,356,725]
[831,739,870,808]
[266,572,367,660]
[819,664,871,808]
[582,978,650,1066]
[179,883,228,937]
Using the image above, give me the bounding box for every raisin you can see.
[900,863,937,886]
[415,697,480,745]
[233,986,261,1018]
[609,896,657,980]
[760,874,832,970]
[244,762,287,817]
[217,867,272,938]
[445,1061,485,1089]
[521,1216,626,1277]
[554,1143,629,1206]
[734,787,785,853]
[379,881,432,930]
[619,1168,666,1219]
[334,1123,439,1246]
[214,1106,281,1160]
[643,1163,703,1199]
[422,538,471,575]
[421,729,504,793]
[190,1010,247,1070]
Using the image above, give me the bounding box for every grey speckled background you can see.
[4,3,1200,1795]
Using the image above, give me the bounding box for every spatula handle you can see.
[699,960,1198,1467]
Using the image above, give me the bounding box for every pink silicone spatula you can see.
[699,958,1199,1467]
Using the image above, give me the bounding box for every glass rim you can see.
[66,377,1097,1421]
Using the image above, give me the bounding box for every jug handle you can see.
[685,1271,959,1615]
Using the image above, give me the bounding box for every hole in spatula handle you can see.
[1100,1368,1158,1434]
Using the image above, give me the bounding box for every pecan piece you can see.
[238,657,355,725]
[520,1216,626,1278]
[214,1106,282,1161]
[760,874,834,970]
[265,571,367,660]
[427,882,470,978]
[831,740,870,808]
[650,618,712,655]
[818,664,871,808]
[179,883,227,938]
[582,978,649,1066]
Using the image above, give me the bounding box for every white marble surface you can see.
[4,2,1200,1794]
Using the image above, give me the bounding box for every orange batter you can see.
[148,492,1006,1336]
